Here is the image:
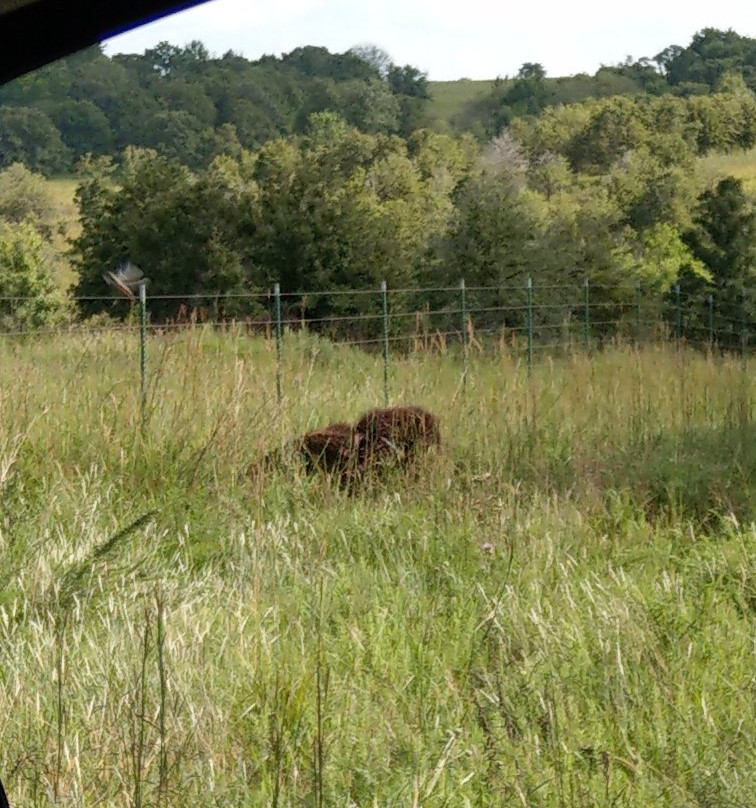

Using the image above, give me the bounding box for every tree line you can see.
[1,109,753,346]
[0,41,430,173]
[0,28,753,346]
[0,28,754,173]
[456,28,756,138]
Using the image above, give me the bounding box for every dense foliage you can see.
[65,104,752,337]
[0,42,430,172]
[0,29,754,172]
[456,28,756,138]
[0,28,753,339]
[0,163,65,329]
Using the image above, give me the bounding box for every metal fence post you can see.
[460,278,468,393]
[381,280,389,406]
[583,277,590,351]
[674,283,681,348]
[273,282,282,404]
[138,283,147,431]
[707,293,714,349]
[526,277,533,375]
[741,288,748,361]
[635,280,641,346]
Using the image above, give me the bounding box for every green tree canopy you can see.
[0,221,65,331]
[0,107,71,174]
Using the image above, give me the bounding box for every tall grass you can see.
[699,146,756,197]
[0,329,754,807]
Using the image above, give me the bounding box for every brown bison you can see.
[248,421,357,482]
[249,406,441,489]
[296,421,357,476]
[353,405,441,472]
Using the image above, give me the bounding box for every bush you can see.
[0,221,65,332]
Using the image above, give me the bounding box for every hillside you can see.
[426,79,497,130]
[701,147,756,198]
[1,28,754,337]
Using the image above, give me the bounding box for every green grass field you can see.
[427,79,499,130]
[700,147,756,198]
[0,329,754,807]
[46,176,81,290]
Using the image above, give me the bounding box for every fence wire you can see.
[1,278,753,413]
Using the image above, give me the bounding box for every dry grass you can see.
[0,329,754,806]
[699,146,756,197]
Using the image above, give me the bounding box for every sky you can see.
[103,0,754,81]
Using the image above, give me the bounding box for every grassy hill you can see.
[0,330,753,806]
[427,79,499,130]
[700,147,756,197]
[426,71,645,133]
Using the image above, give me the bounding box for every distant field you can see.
[699,147,756,197]
[47,176,80,290]
[427,79,499,130]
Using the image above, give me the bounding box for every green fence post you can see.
[526,277,533,375]
[741,289,748,361]
[460,278,468,393]
[635,280,642,347]
[273,282,282,404]
[674,283,681,348]
[583,277,590,351]
[707,293,714,350]
[381,280,389,407]
[138,282,147,431]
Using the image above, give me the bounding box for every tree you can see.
[48,98,115,156]
[0,222,64,331]
[635,223,707,292]
[280,46,378,81]
[387,64,431,137]
[144,41,184,76]
[518,63,547,81]
[0,162,61,238]
[341,79,400,134]
[137,110,213,167]
[607,144,698,231]
[158,79,216,126]
[0,107,71,173]
[441,161,543,329]
[243,113,465,331]
[566,97,646,173]
[349,44,392,79]
[656,28,756,92]
[687,89,756,153]
[72,148,263,321]
[681,177,755,345]
[608,56,668,94]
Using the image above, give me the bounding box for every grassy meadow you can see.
[699,147,756,198]
[426,79,498,130]
[0,328,754,807]
[44,176,80,291]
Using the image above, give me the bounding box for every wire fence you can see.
[1,278,753,422]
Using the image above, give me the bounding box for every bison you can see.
[248,406,441,489]
[296,421,357,476]
[352,405,441,472]
[248,421,358,483]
